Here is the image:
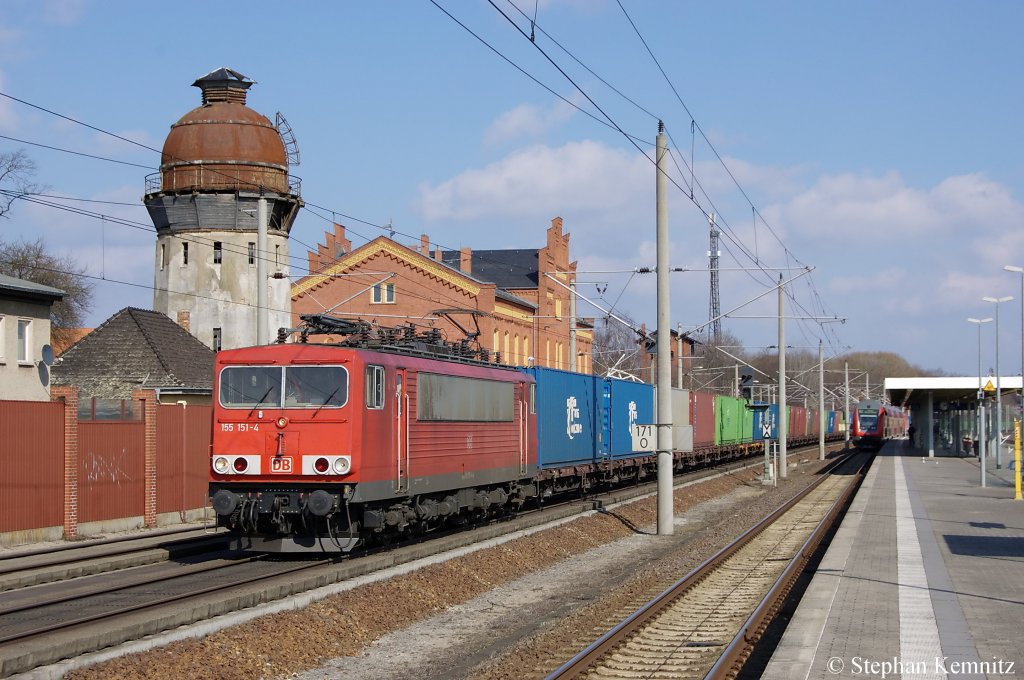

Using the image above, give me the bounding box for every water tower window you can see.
[212,327,222,352]
[213,242,222,264]
[160,244,167,271]
[248,242,256,265]
[182,242,189,266]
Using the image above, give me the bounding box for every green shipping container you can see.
[715,395,753,445]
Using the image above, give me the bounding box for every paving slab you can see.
[764,442,1024,679]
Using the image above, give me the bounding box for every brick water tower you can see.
[144,68,302,350]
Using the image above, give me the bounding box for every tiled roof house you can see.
[52,308,215,406]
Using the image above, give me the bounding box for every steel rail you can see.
[706,455,867,678]
[0,554,311,646]
[0,552,265,619]
[0,527,220,569]
[547,450,861,679]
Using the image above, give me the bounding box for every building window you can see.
[504,331,509,361]
[248,242,256,265]
[212,327,222,352]
[371,283,395,304]
[493,329,500,355]
[555,299,562,319]
[275,245,280,266]
[213,242,222,264]
[159,244,167,271]
[514,335,520,365]
[182,242,189,266]
[17,319,30,363]
[524,337,530,365]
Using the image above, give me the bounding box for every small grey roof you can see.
[53,307,214,399]
[440,249,539,290]
[193,67,253,88]
[0,273,65,301]
[495,288,537,309]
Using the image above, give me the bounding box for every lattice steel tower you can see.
[707,212,721,341]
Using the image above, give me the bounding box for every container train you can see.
[209,315,846,552]
[851,398,907,450]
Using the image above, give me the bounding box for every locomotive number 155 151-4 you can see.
[220,423,261,432]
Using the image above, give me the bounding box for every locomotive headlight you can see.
[333,456,351,474]
[313,457,330,474]
[213,457,230,474]
[233,457,249,473]
[276,416,288,429]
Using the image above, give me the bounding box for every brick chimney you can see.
[420,234,430,255]
[459,247,472,275]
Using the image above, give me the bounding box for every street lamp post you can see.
[969,317,992,487]
[983,295,1014,469]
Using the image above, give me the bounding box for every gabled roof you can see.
[440,249,539,290]
[53,308,214,399]
[0,273,65,303]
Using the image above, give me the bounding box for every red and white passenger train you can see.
[851,398,907,450]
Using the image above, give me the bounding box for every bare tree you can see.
[692,330,750,393]
[592,315,645,380]
[0,237,94,344]
[0,150,41,218]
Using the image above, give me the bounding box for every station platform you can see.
[764,443,1024,679]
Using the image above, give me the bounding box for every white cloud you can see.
[773,170,1021,242]
[0,70,20,132]
[415,140,649,223]
[484,100,577,146]
[43,0,87,26]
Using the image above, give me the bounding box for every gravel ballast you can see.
[66,451,837,680]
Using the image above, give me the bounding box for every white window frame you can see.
[17,318,31,364]
[371,283,395,304]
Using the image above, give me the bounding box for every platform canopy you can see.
[885,376,1024,409]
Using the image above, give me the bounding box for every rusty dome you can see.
[157,68,291,195]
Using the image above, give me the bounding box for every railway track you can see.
[0,442,844,678]
[0,527,229,592]
[549,451,868,680]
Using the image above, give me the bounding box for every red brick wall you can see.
[50,385,79,538]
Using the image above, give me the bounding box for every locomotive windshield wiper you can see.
[311,386,342,418]
[248,386,275,418]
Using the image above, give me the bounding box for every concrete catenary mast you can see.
[144,68,303,350]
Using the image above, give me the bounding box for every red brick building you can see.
[290,217,592,372]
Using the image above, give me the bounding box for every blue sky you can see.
[1,0,1022,376]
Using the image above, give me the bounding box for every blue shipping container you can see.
[604,378,655,459]
[752,403,780,441]
[522,367,600,469]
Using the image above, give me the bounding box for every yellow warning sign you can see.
[983,380,996,393]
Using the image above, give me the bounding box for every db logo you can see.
[271,457,293,473]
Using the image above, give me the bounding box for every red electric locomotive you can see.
[210,317,537,552]
[851,399,906,450]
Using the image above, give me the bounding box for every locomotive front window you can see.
[284,366,348,409]
[219,366,348,409]
[219,367,283,408]
[858,409,879,430]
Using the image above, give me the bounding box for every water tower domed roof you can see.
[157,68,290,194]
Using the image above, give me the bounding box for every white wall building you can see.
[0,274,63,401]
